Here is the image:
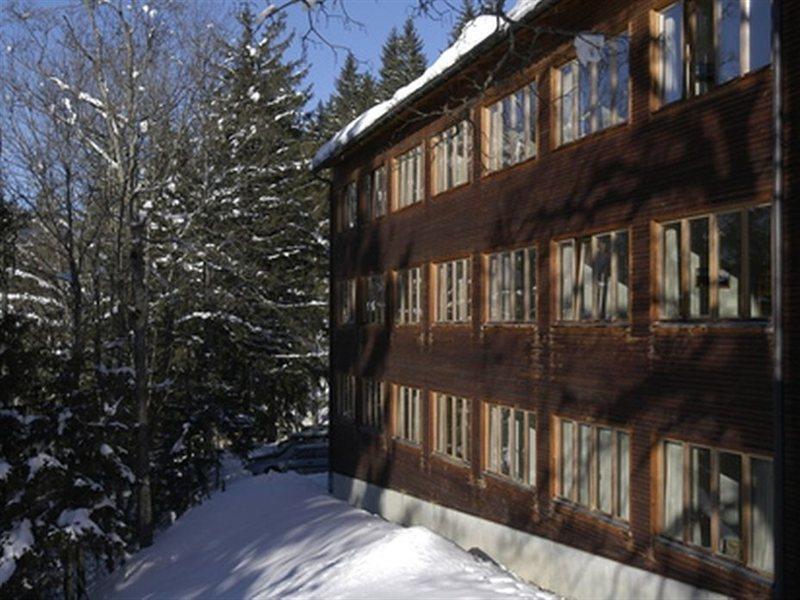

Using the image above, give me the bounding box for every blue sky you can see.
[280,0,455,104]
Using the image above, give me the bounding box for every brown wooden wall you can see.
[325,0,794,597]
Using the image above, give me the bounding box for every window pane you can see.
[595,235,612,320]
[718,0,742,83]
[579,60,594,137]
[527,248,537,321]
[661,2,685,103]
[580,239,594,319]
[718,452,743,560]
[663,223,682,318]
[561,420,575,499]
[750,457,774,573]
[689,218,710,318]
[690,447,712,548]
[598,47,613,130]
[501,252,512,320]
[598,428,613,514]
[664,441,684,539]
[691,0,715,95]
[514,250,525,321]
[527,83,537,157]
[614,34,630,122]
[527,415,537,486]
[617,432,630,520]
[718,212,742,318]
[489,255,500,321]
[578,424,592,506]
[747,0,772,71]
[560,242,575,320]
[561,63,576,143]
[515,410,525,480]
[615,232,629,319]
[748,206,771,318]
[501,407,511,475]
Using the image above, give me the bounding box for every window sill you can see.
[653,319,771,333]
[654,536,773,584]
[483,470,536,493]
[482,321,537,330]
[552,497,631,533]
[553,119,629,153]
[431,321,472,328]
[552,320,630,329]
[392,437,422,451]
[391,199,424,215]
[431,451,471,470]
[431,180,471,200]
[481,154,538,182]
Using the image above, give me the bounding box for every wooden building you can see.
[313,1,798,598]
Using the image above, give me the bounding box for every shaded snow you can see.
[57,508,103,540]
[0,519,33,586]
[0,461,10,481]
[311,0,550,168]
[95,470,555,599]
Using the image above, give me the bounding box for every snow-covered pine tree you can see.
[319,53,379,138]
[378,18,427,101]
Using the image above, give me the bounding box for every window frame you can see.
[434,256,473,325]
[432,119,473,195]
[656,204,771,322]
[334,373,357,421]
[652,0,773,109]
[485,402,537,488]
[483,81,538,174]
[393,384,423,445]
[363,273,386,325]
[393,144,425,211]
[361,378,386,431]
[555,229,631,324]
[395,265,424,326]
[339,180,358,231]
[433,392,472,464]
[658,438,774,576]
[554,31,631,147]
[554,416,632,523]
[365,165,388,221]
[336,278,357,326]
[485,244,538,325]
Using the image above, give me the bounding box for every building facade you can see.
[315,1,798,598]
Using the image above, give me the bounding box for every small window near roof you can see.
[486,83,537,172]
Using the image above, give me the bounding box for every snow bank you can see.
[95,470,555,599]
[311,0,550,169]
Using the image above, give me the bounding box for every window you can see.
[558,230,629,322]
[657,0,772,105]
[558,33,629,144]
[395,385,422,444]
[434,394,471,462]
[557,418,630,521]
[365,166,387,220]
[334,373,356,420]
[396,267,423,325]
[433,120,472,194]
[659,205,771,320]
[486,404,536,486]
[487,246,537,323]
[661,440,774,574]
[362,379,385,430]
[336,278,357,325]
[486,83,537,172]
[364,274,385,324]
[340,181,357,230]
[435,258,472,323]
[395,145,424,209]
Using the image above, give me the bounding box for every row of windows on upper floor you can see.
[334,375,775,577]
[336,203,772,327]
[336,0,772,233]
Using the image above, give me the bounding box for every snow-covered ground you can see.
[94,467,556,599]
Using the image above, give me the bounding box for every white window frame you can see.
[340,181,358,230]
[434,393,471,463]
[366,165,387,220]
[487,246,537,323]
[435,257,472,324]
[556,417,631,522]
[557,33,630,145]
[433,120,472,194]
[337,278,357,325]
[396,266,423,325]
[658,204,771,321]
[486,403,536,487]
[486,82,538,173]
[557,229,630,322]
[660,439,774,575]
[394,145,424,209]
[395,384,422,444]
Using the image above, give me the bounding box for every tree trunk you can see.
[131,217,152,547]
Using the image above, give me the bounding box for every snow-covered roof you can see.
[312,0,556,169]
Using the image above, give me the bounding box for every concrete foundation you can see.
[331,472,725,600]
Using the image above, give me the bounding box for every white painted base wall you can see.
[330,472,725,600]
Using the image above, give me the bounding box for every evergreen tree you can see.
[378,18,427,100]
[450,0,480,44]
[320,53,379,136]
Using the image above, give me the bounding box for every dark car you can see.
[247,426,328,475]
